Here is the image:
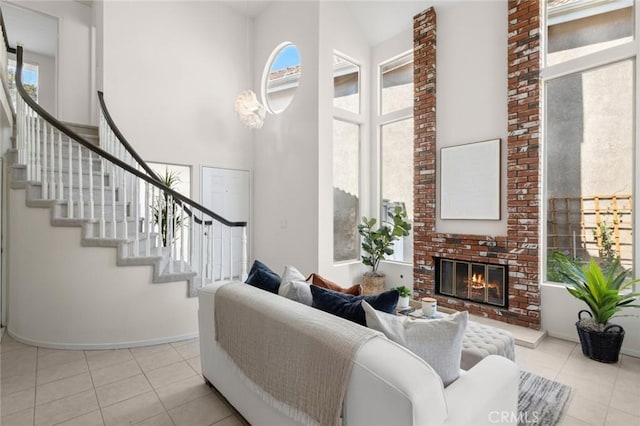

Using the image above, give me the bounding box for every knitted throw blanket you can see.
[214,282,380,426]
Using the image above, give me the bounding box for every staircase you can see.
[8,45,248,297]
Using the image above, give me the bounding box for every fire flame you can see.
[470,274,501,297]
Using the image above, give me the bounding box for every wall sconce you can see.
[235,90,266,129]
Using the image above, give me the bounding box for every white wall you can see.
[7,189,198,348]
[14,1,92,124]
[434,1,508,236]
[251,1,320,276]
[101,0,253,213]
[542,283,640,357]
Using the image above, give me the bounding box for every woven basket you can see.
[361,274,385,296]
[575,310,625,364]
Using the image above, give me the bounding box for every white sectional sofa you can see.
[198,282,519,426]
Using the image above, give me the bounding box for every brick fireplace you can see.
[412,2,541,329]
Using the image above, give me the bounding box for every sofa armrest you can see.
[443,355,519,426]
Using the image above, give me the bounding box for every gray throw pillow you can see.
[278,265,313,306]
[362,301,468,386]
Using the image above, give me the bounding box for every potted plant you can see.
[358,205,411,295]
[152,168,186,247]
[552,251,640,363]
[394,285,412,309]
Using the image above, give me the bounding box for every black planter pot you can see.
[575,310,625,363]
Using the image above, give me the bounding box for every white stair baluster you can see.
[179,204,184,272]
[122,170,128,239]
[35,115,41,182]
[134,175,140,257]
[229,227,233,280]
[88,151,94,219]
[189,211,195,271]
[200,219,205,283]
[219,223,223,281]
[111,162,117,238]
[49,126,55,199]
[207,220,215,282]
[42,122,48,199]
[145,181,151,256]
[67,137,73,218]
[57,132,63,200]
[100,158,106,238]
[167,194,174,274]
[156,186,163,256]
[77,144,84,218]
[16,97,22,164]
[27,108,33,180]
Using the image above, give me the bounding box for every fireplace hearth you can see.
[434,257,508,308]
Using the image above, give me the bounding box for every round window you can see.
[261,42,301,114]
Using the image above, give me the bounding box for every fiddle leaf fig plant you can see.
[358,205,411,276]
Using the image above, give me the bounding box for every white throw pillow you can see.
[278,265,313,306]
[362,301,468,386]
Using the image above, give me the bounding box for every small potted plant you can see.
[552,251,640,363]
[358,205,411,295]
[394,285,412,309]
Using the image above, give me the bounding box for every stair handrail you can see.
[14,44,246,228]
[0,6,16,55]
[97,91,221,227]
[97,91,161,181]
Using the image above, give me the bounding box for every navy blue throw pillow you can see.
[310,285,399,326]
[245,260,281,294]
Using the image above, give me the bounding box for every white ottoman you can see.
[461,321,516,370]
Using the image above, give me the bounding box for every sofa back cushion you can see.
[245,260,281,294]
[362,302,468,386]
[311,286,399,326]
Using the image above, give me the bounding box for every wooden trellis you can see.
[547,194,633,268]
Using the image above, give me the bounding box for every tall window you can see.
[378,52,413,263]
[333,53,361,262]
[544,1,635,281]
[8,58,38,107]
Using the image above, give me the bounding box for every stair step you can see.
[27,182,116,203]
[53,200,134,221]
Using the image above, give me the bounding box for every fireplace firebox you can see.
[434,257,508,308]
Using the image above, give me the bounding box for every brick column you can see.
[412,2,541,329]
[505,0,541,327]
[413,7,437,280]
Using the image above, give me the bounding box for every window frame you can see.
[541,1,640,287]
[332,51,364,265]
[374,50,414,266]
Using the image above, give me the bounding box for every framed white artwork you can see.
[440,138,501,220]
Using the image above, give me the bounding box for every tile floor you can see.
[1,332,639,426]
[0,333,248,426]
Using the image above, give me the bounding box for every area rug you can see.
[519,371,572,426]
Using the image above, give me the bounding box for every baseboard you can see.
[6,329,199,350]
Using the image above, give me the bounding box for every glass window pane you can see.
[333,119,360,262]
[333,54,360,114]
[545,59,633,281]
[381,118,413,263]
[264,43,301,114]
[381,54,413,115]
[547,2,633,66]
[8,58,38,108]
